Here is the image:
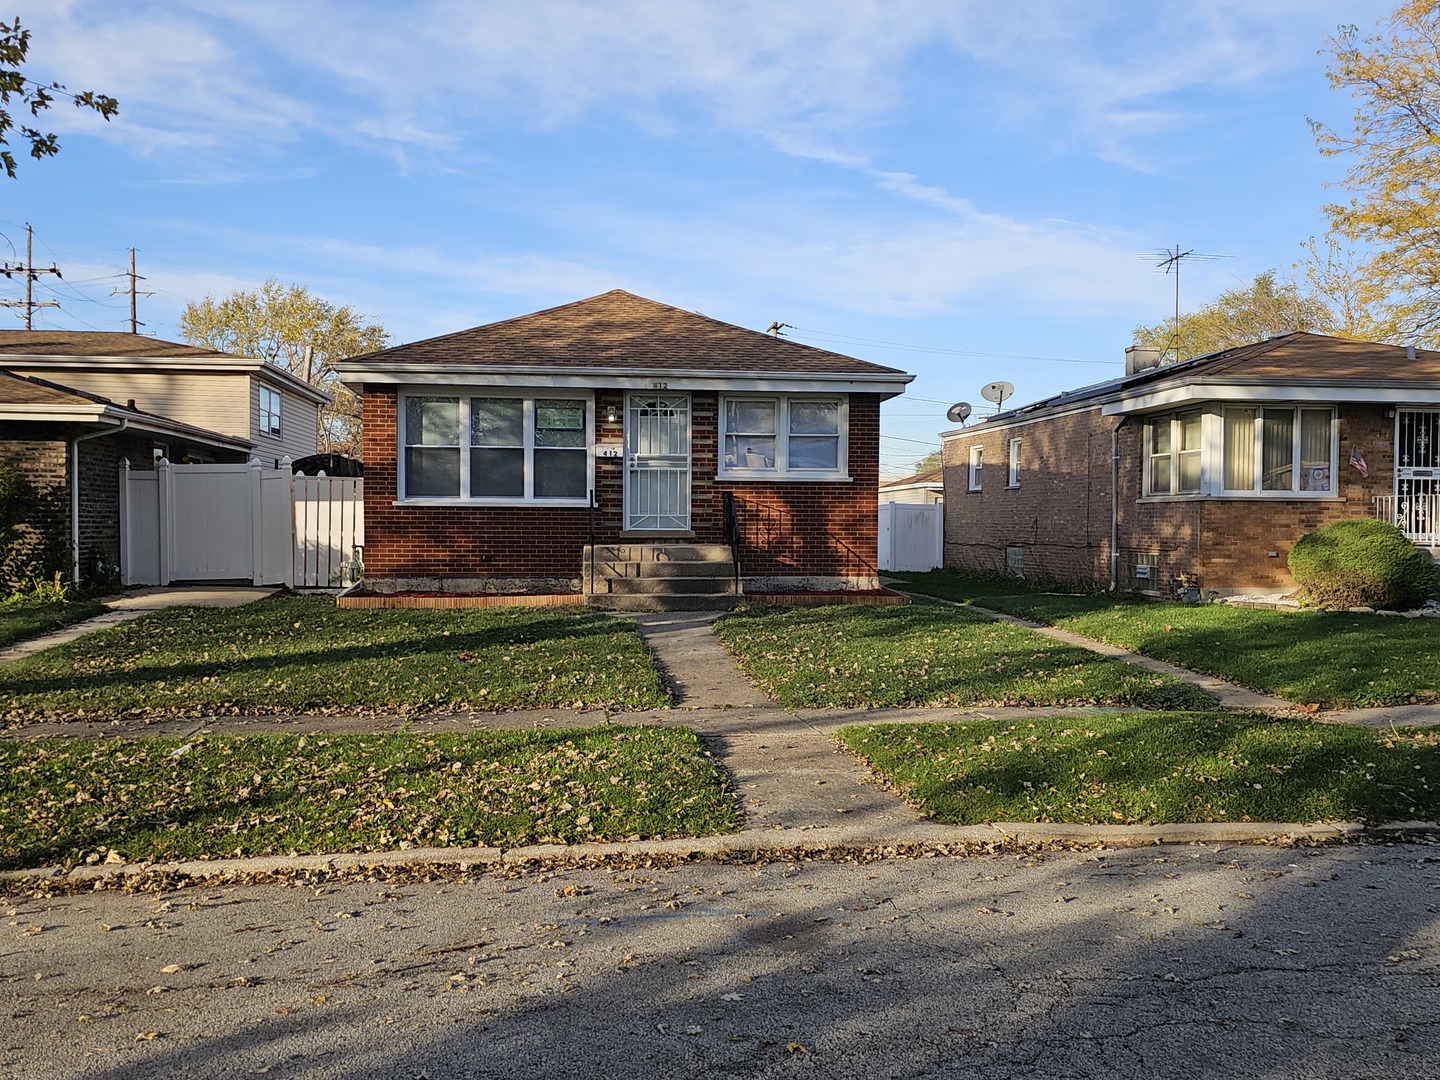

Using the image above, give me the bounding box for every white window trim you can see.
[259,385,282,440]
[397,390,594,507]
[1142,411,1202,497]
[967,445,983,492]
[1007,437,1022,488]
[716,394,849,480]
[1220,405,1337,498]
[1136,405,1340,501]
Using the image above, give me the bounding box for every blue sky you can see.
[4,0,1392,475]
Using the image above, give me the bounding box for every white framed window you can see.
[718,395,848,479]
[968,445,983,491]
[1007,437,1022,487]
[1145,411,1202,496]
[1222,406,1335,495]
[259,385,282,438]
[400,393,591,503]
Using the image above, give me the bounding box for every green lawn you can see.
[839,713,1440,825]
[713,601,1214,709]
[0,597,107,649]
[0,727,738,870]
[0,595,668,722]
[896,569,1440,709]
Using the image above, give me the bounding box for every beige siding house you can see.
[0,331,329,461]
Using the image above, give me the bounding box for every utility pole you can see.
[119,247,152,334]
[0,223,61,329]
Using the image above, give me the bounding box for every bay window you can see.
[1223,406,1333,494]
[719,395,846,478]
[402,394,590,502]
[1142,405,1336,497]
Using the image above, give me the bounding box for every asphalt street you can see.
[4,842,1439,1080]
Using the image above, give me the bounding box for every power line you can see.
[787,326,1114,365]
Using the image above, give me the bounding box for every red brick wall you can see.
[942,408,1112,582]
[944,402,1397,594]
[361,388,881,583]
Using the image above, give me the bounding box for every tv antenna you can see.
[946,401,972,425]
[1140,244,1231,362]
[980,381,1014,412]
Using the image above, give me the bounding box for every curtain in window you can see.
[1224,408,1256,490]
[1261,409,1294,490]
[405,397,460,497]
[1148,420,1172,494]
[1177,413,1201,492]
[1299,410,1331,491]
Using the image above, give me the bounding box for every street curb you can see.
[0,820,1396,889]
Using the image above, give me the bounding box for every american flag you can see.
[1349,446,1368,478]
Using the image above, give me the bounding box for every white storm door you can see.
[625,393,691,531]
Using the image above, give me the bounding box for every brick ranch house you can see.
[941,332,1440,597]
[334,290,913,606]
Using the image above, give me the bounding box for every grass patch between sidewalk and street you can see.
[0,727,737,870]
[713,600,1214,709]
[0,594,668,723]
[839,713,1440,826]
[0,597,108,650]
[895,569,1440,709]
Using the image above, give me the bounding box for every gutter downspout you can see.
[1109,417,1124,593]
[70,419,127,586]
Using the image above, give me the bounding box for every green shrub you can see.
[1289,519,1437,610]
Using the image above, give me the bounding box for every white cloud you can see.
[11,0,1383,173]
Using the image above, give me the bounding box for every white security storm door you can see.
[625,393,691,531]
[1396,409,1440,540]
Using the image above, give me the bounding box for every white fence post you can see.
[249,457,264,587]
[157,456,173,586]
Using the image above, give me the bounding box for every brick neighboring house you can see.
[941,333,1440,597]
[335,290,913,604]
[0,370,251,587]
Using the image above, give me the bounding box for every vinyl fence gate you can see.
[877,501,942,572]
[121,457,364,589]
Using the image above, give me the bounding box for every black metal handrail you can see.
[728,493,880,585]
[721,490,741,595]
[588,490,597,595]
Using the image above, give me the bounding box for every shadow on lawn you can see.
[845,711,1440,826]
[0,605,645,708]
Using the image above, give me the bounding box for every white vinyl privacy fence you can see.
[877,500,942,572]
[120,458,363,588]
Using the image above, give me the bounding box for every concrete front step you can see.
[587,593,743,612]
[602,576,739,596]
[585,543,734,564]
[596,560,735,580]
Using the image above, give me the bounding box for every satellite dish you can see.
[946,401,972,425]
[981,381,1015,407]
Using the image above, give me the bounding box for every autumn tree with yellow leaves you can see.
[1313,1,1440,344]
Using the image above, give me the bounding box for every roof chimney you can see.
[1407,344,1418,361]
[1125,345,1163,376]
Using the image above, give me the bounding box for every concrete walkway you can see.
[628,611,925,834]
[0,586,279,665]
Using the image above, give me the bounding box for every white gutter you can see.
[70,418,127,586]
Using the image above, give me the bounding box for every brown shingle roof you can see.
[0,330,236,361]
[1177,331,1440,382]
[343,290,907,376]
[0,368,112,407]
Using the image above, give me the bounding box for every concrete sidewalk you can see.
[0,585,278,665]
